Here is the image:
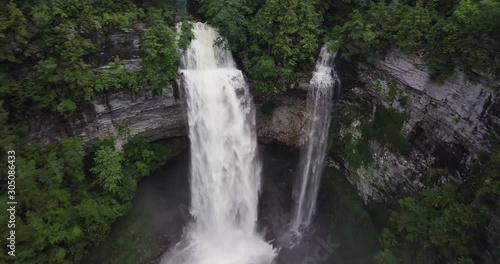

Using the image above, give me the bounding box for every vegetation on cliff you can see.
[0,0,180,117]
[196,0,499,92]
[0,1,188,263]
[374,148,500,263]
[329,96,500,262]
[0,134,188,264]
[196,0,322,95]
[330,0,500,77]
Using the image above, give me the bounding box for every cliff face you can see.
[256,93,307,146]
[29,86,309,148]
[28,28,311,147]
[29,29,188,148]
[29,87,187,149]
[332,51,500,202]
[28,30,499,202]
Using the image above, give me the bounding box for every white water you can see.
[162,22,275,264]
[291,45,339,232]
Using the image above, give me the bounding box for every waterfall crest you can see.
[292,45,339,232]
[162,22,275,264]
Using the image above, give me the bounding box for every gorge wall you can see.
[29,87,187,149]
[256,92,307,146]
[332,51,500,202]
[29,29,187,149]
[28,28,499,206]
[28,29,308,148]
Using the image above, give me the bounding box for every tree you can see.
[123,135,155,178]
[246,0,320,94]
[249,0,320,69]
[198,0,250,52]
[376,183,482,263]
[91,145,125,195]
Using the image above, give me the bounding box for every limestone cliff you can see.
[28,28,309,148]
[332,50,500,202]
[256,93,307,146]
[29,29,187,148]
[29,87,187,149]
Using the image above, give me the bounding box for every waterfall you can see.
[162,22,275,264]
[291,45,339,232]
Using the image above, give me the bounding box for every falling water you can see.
[291,45,339,233]
[162,22,275,264]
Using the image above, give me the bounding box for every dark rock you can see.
[334,50,499,202]
[29,87,187,149]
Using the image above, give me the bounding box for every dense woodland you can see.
[0,0,499,263]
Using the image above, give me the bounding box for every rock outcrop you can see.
[29,86,310,149]
[256,94,307,146]
[375,51,499,152]
[29,87,187,149]
[332,50,500,202]
[29,27,312,148]
[29,29,188,148]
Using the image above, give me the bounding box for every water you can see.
[161,22,275,264]
[291,45,339,233]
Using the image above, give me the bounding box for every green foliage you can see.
[330,103,373,170]
[331,104,406,170]
[121,135,189,181]
[373,145,500,263]
[475,149,500,205]
[426,0,500,75]
[0,139,112,263]
[331,8,387,62]
[149,137,190,169]
[365,106,408,152]
[93,70,145,94]
[197,0,322,96]
[392,2,436,51]
[247,0,320,94]
[249,0,320,69]
[0,134,188,264]
[426,167,449,182]
[197,0,250,52]
[0,101,22,153]
[330,0,499,76]
[92,145,126,196]
[375,183,484,263]
[177,21,195,51]
[109,56,122,70]
[83,211,154,264]
[115,121,131,136]
[374,249,398,264]
[123,135,155,178]
[249,55,289,95]
[143,8,178,89]
[0,1,179,116]
[57,99,77,115]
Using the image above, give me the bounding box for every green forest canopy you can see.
[197,0,499,94]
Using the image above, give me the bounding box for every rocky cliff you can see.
[29,87,309,149]
[29,29,188,149]
[29,87,187,149]
[332,50,500,202]
[256,93,307,146]
[29,29,310,148]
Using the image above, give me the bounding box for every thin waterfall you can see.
[291,45,339,233]
[162,22,275,264]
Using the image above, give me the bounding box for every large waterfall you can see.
[291,45,339,232]
[162,22,275,264]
